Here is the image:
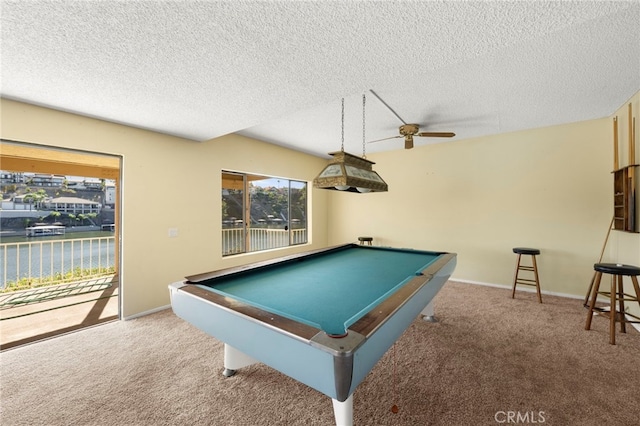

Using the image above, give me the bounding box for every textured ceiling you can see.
[1,1,639,157]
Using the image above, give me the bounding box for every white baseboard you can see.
[452,278,585,300]
[123,304,171,321]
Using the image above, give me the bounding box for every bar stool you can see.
[358,236,373,246]
[585,263,640,345]
[511,247,542,303]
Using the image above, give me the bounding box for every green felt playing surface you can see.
[197,246,439,335]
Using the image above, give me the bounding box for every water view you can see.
[0,230,116,288]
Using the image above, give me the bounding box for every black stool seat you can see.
[511,247,542,303]
[513,247,540,255]
[594,263,640,276]
[358,236,373,246]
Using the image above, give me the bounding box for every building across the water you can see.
[43,197,102,214]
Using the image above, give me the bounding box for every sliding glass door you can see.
[0,140,121,350]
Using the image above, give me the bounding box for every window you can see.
[222,171,307,256]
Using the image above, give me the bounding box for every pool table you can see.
[169,244,456,425]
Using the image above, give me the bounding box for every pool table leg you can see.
[223,344,259,377]
[331,395,353,426]
[420,301,438,323]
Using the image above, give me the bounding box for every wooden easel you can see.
[585,103,638,305]
[583,216,614,307]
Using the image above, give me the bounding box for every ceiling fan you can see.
[367,90,455,149]
[368,123,455,149]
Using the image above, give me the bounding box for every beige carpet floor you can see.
[1,281,639,425]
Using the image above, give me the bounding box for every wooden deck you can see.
[0,279,119,350]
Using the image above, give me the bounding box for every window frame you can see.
[222,170,308,256]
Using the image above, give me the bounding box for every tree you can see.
[23,188,47,211]
[86,212,98,225]
[58,179,76,195]
[47,211,62,223]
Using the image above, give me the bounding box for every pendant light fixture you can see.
[313,95,388,193]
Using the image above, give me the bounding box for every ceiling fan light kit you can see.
[313,95,388,193]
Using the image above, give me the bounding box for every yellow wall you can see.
[328,92,640,299]
[1,99,329,317]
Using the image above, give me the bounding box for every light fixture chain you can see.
[362,93,366,159]
[341,98,345,152]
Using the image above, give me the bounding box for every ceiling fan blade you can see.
[404,135,414,149]
[416,132,456,138]
[367,135,403,144]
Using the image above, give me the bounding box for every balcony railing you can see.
[1,236,116,291]
[223,228,307,256]
[2,229,306,287]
